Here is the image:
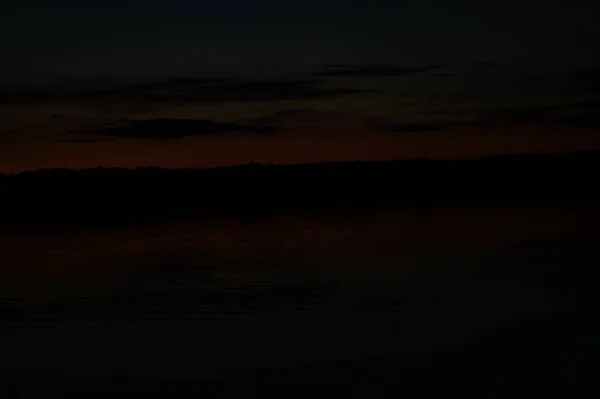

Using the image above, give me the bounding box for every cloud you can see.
[248,108,343,125]
[314,64,442,78]
[564,67,600,97]
[74,118,281,140]
[384,123,447,133]
[0,88,55,105]
[57,138,111,143]
[518,66,600,104]
[477,99,600,127]
[247,108,458,135]
[113,78,237,93]
[97,78,369,104]
[245,108,459,135]
[245,108,401,134]
[0,64,457,109]
[0,78,370,107]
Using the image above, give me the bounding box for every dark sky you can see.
[1,0,599,172]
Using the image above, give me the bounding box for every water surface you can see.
[1,204,597,396]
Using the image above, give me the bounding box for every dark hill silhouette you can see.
[1,151,599,228]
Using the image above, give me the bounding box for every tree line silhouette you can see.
[1,151,598,228]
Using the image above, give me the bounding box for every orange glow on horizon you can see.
[1,125,599,173]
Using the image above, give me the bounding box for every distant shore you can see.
[1,151,598,228]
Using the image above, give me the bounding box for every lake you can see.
[1,202,597,397]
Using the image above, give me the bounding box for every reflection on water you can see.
[0,204,598,396]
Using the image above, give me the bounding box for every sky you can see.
[1,0,600,172]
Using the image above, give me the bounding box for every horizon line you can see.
[2,149,599,177]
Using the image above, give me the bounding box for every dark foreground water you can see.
[1,203,598,397]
